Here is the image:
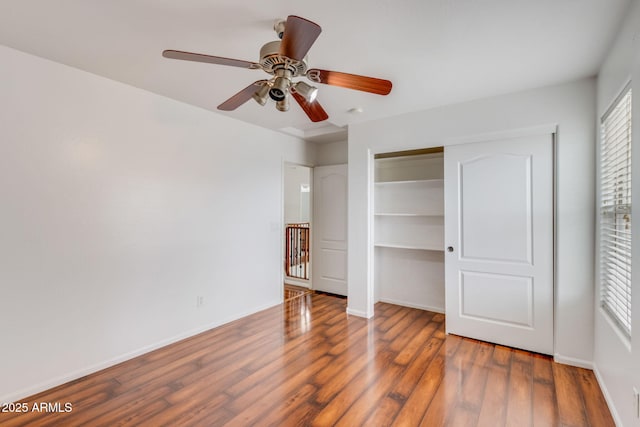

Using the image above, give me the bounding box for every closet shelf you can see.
[375,178,444,186]
[374,212,444,217]
[375,242,444,251]
[374,150,445,312]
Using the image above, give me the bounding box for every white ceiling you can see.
[0,0,631,142]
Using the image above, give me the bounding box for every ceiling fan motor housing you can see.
[259,41,308,77]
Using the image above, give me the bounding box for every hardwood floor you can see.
[1,293,614,426]
[284,284,311,301]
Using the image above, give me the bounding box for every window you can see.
[600,85,632,337]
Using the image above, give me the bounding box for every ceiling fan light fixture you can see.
[269,69,292,101]
[252,83,270,106]
[269,79,288,101]
[293,81,318,103]
[276,97,290,112]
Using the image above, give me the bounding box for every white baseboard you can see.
[592,363,623,427]
[1,300,281,404]
[284,278,311,288]
[346,307,372,318]
[378,298,445,314]
[553,353,594,370]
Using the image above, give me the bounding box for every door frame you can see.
[282,161,314,299]
[367,124,558,352]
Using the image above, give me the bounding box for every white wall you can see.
[314,140,348,166]
[284,165,311,224]
[594,0,640,425]
[0,45,314,403]
[348,78,596,366]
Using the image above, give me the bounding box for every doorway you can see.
[284,164,312,289]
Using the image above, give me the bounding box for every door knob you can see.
[447,246,454,252]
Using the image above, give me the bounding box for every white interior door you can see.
[444,134,553,354]
[313,164,348,296]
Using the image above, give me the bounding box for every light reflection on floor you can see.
[284,285,313,335]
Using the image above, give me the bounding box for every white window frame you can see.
[599,84,633,338]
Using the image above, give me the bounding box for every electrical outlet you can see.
[634,387,640,419]
[196,296,204,308]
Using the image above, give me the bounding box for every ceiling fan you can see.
[162,15,392,122]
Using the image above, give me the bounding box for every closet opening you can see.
[373,147,445,313]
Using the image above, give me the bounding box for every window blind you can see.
[600,86,632,337]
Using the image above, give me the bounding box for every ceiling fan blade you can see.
[163,50,261,69]
[218,80,267,111]
[306,69,392,95]
[279,16,321,61]
[291,92,329,122]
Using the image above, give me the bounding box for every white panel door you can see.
[444,135,553,354]
[313,164,348,296]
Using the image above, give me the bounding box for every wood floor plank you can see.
[312,310,395,405]
[112,345,217,392]
[389,335,446,402]
[378,306,412,333]
[378,302,403,319]
[227,355,332,426]
[225,334,330,400]
[64,385,175,426]
[477,345,515,427]
[326,316,370,354]
[0,294,616,427]
[364,396,402,427]
[492,344,513,367]
[0,379,118,426]
[227,352,332,418]
[333,355,404,426]
[313,323,370,384]
[312,350,396,426]
[392,336,459,426]
[532,354,559,427]
[113,324,285,396]
[576,367,616,427]
[240,327,323,375]
[381,307,424,342]
[391,316,437,365]
[313,333,376,405]
[553,362,589,427]
[504,349,534,427]
[419,337,478,426]
[250,383,317,427]
[446,406,480,427]
[396,355,446,426]
[323,317,352,344]
[456,339,493,423]
[271,400,319,427]
[142,389,229,426]
[163,333,285,396]
[241,304,344,374]
[476,348,510,427]
[109,398,170,427]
